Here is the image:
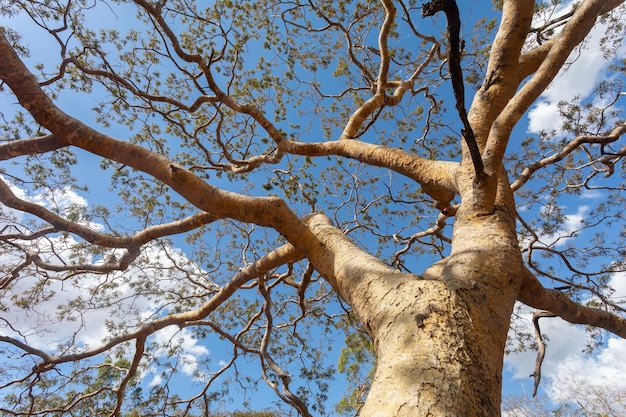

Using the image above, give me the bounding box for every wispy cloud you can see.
[151,326,210,379]
[540,204,588,248]
[0,180,211,378]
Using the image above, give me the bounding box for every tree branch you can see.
[482,0,625,176]
[392,208,454,270]
[0,242,303,369]
[339,0,442,140]
[0,28,328,267]
[422,0,484,180]
[339,0,396,140]
[516,38,555,83]
[132,0,288,149]
[111,336,145,417]
[375,0,396,90]
[283,138,458,208]
[530,311,556,397]
[257,276,313,417]
[468,0,536,143]
[0,176,220,250]
[518,268,626,339]
[511,122,626,191]
[0,134,69,159]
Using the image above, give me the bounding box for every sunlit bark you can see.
[0,0,625,416]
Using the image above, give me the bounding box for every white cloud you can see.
[545,338,626,415]
[550,338,626,393]
[32,186,88,210]
[580,189,604,200]
[151,326,209,379]
[550,204,588,246]
[0,175,104,232]
[609,271,626,300]
[505,307,589,380]
[0,176,29,223]
[0,180,211,381]
[506,285,626,408]
[153,326,209,359]
[527,101,560,134]
[2,246,209,356]
[519,204,589,249]
[149,373,163,386]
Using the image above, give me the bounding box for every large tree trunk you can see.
[360,281,508,416]
[309,166,523,416]
[362,213,522,415]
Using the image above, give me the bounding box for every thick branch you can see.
[305,213,413,326]
[0,134,69,159]
[112,336,145,417]
[339,0,396,140]
[482,0,625,176]
[518,269,626,339]
[516,39,555,81]
[0,335,55,363]
[283,139,458,207]
[339,0,441,139]
[530,311,556,397]
[468,0,535,147]
[375,0,396,89]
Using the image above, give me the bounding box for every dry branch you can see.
[530,311,556,397]
[422,0,484,180]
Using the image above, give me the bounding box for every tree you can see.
[0,0,625,416]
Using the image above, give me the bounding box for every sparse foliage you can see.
[0,0,625,416]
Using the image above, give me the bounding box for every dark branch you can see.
[422,0,484,180]
[530,311,556,397]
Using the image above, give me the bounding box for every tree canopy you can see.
[0,0,625,416]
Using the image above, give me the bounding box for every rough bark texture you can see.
[307,176,523,415]
[1,0,626,416]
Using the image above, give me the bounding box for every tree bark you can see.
[1,1,626,415]
[308,196,523,415]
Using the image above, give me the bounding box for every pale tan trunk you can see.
[358,208,521,416]
[309,185,523,416]
[359,278,517,414]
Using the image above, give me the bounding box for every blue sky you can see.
[1,0,625,415]
[501,1,626,410]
